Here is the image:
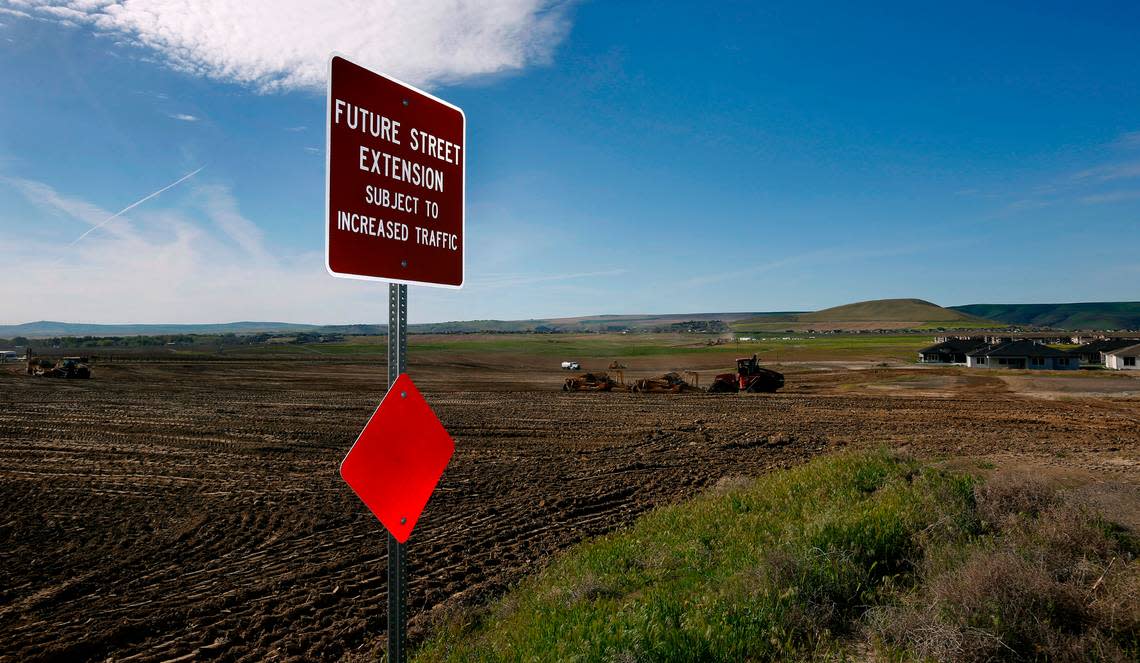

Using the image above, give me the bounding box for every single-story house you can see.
[918,338,989,364]
[966,339,1078,370]
[1105,343,1140,370]
[1070,338,1138,365]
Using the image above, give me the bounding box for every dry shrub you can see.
[562,572,618,605]
[1091,559,1140,646]
[972,471,1058,529]
[755,547,845,636]
[871,481,1140,662]
[711,474,755,494]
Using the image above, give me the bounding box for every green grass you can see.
[729,335,931,362]
[415,453,1140,662]
[302,333,933,363]
[410,336,716,357]
[419,457,1140,663]
[415,451,979,662]
[914,320,1005,330]
[734,320,1005,332]
[309,334,719,358]
[132,332,934,363]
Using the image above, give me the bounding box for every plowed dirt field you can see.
[1,359,1137,661]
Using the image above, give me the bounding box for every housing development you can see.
[919,334,1140,370]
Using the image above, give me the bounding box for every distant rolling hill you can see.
[733,298,996,331]
[951,302,1140,330]
[0,321,385,338]
[800,298,983,323]
[3,300,1135,339]
[0,315,762,338]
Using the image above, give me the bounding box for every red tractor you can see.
[708,354,784,393]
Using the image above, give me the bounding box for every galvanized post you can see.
[387,283,408,663]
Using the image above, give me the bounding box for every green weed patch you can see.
[414,452,1138,662]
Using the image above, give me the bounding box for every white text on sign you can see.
[331,97,460,253]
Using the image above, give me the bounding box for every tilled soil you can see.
[0,361,1137,662]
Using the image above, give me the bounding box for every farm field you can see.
[0,338,1138,661]
[52,332,938,366]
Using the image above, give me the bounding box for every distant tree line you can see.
[655,320,728,333]
[0,332,346,349]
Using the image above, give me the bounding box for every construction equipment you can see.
[27,351,92,379]
[708,355,783,393]
[608,361,627,386]
[563,372,622,392]
[630,372,701,393]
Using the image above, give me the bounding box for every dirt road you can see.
[0,360,1137,661]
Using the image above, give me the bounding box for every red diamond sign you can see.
[340,373,454,543]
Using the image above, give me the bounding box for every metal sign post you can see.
[387,283,408,663]
[328,51,463,663]
[341,340,452,663]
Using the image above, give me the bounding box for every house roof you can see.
[918,338,988,354]
[1074,338,1139,355]
[1105,343,1140,358]
[967,339,1072,358]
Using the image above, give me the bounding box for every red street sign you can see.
[340,373,455,543]
[325,53,466,288]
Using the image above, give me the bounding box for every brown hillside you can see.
[800,298,983,322]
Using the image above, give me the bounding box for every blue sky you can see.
[1,1,1138,324]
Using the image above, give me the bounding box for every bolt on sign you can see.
[325,53,465,288]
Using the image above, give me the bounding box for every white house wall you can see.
[966,356,1078,370]
[1107,354,1140,370]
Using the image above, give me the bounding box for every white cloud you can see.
[472,268,628,289]
[193,183,270,262]
[0,175,628,325]
[681,243,952,289]
[1081,189,1140,205]
[168,112,198,122]
[1071,161,1140,182]
[0,7,32,19]
[1,174,136,242]
[1112,131,1140,150]
[10,0,572,91]
[0,175,382,323]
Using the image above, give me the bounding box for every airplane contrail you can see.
[67,166,204,246]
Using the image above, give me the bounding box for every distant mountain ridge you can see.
[950,302,1140,330]
[0,321,386,338]
[2,300,1136,338]
[0,314,767,338]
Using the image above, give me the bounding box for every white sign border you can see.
[324,51,466,290]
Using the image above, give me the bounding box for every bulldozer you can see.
[563,372,622,392]
[708,354,783,393]
[630,372,701,393]
[27,351,92,379]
